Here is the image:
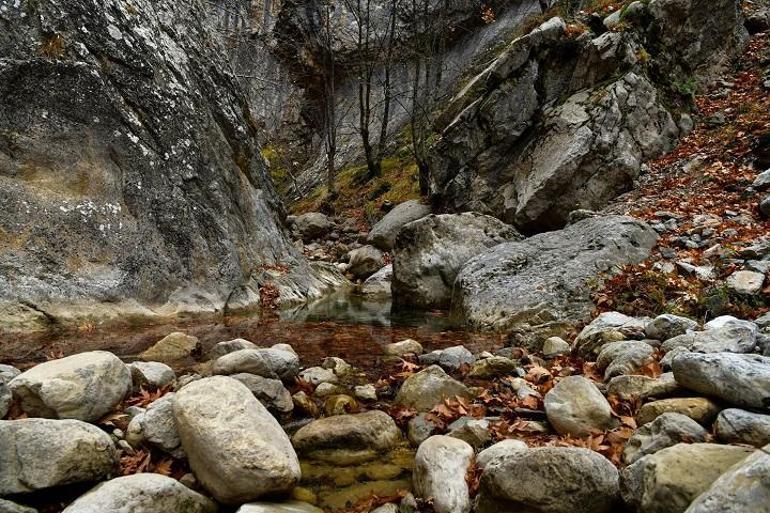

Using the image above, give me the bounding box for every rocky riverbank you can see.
[1,308,770,512]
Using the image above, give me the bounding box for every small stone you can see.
[321,357,353,376]
[292,391,319,417]
[760,195,770,218]
[323,394,358,416]
[298,367,338,386]
[418,346,475,371]
[213,347,301,381]
[235,501,323,513]
[313,382,344,398]
[353,384,377,401]
[726,270,765,295]
[414,436,474,513]
[396,366,473,412]
[544,376,617,436]
[645,314,698,340]
[542,337,571,357]
[128,361,175,391]
[606,373,679,403]
[446,417,491,449]
[407,413,442,446]
[467,356,517,379]
[596,341,655,380]
[476,439,528,468]
[573,312,647,357]
[752,169,770,191]
[636,397,720,426]
[383,339,424,356]
[346,245,385,280]
[140,332,200,363]
[209,338,258,360]
[230,373,293,414]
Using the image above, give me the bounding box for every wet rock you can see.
[637,397,721,426]
[140,332,200,363]
[323,394,359,416]
[292,410,402,465]
[9,351,131,422]
[173,376,300,504]
[292,391,319,418]
[392,213,522,309]
[236,501,323,513]
[294,213,335,242]
[542,337,571,357]
[477,447,619,513]
[62,474,216,513]
[623,413,708,464]
[672,352,770,409]
[383,339,424,356]
[209,338,259,360]
[367,200,432,251]
[396,366,473,412]
[213,347,301,381]
[418,346,476,371]
[607,373,679,402]
[126,393,182,457]
[231,373,293,414]
[414,436,474,513]
[628,443,753,513]
[299,367,338,386]
[645,314,698,341]
[0,418,118,495]
[360,265,393,297]
[544,376,617,436]
[346,246,384,280]
[714,408,770,447]
[476,439,528,468]
[596,341,656,380]
[573,311,649,357]
[128,361,175,391]
[685,443,770,513]
[726,270,765,295]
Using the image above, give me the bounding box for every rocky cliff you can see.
[0,0,343,332]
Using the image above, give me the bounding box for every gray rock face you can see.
[715,408,770,447]
[623,413,708,464]
[9,351,131,422]
[395,365,473,412]
[0,418,118,495]
[367,200,432,251]
[672,352,770,409]
[212,347,301,381]
[544,376,617,437]
[418,346,476,371]
[684,443,770,513]
[230,373,294,414]
[477,447,619,513]
[62,474,217,513]
[392,213,522,310]
[0,0,335,332]
[173,376,300,504]
[628,443,753,513]
[452,217,657,332]
[414,436,474,513]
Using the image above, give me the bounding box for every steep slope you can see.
[0,0,343,332]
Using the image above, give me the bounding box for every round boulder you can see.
[173,376,300,504]
[414,436,474,513]
[544,376,617,436]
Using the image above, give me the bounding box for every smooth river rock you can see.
[173,376,300,504]
[544,376,617,436]
[9,351,131,422]
[714,408,770,447]
[62,473,217,513]
[395,365,473,412]
[477,447,619,513]
[0,418,118,495]
[414,435,474,513]
[212,347,301,381]
[623,412,708,464]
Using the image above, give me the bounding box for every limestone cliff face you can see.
[0,0,343,331]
